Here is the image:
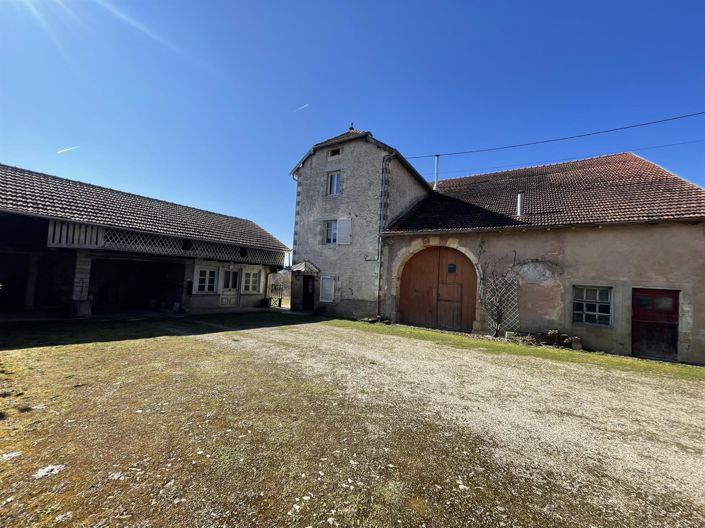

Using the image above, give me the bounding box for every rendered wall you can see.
[183,259,273,314]
[291,139,428,318]
[381,222,705,364]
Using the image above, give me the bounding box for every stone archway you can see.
[399,246,477,331]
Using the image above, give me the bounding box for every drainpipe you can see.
[376,153,394,320]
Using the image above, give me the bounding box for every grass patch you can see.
[2,313,703,526]
[323,319,705,381]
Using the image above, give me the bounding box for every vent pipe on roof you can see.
[516,191,525,216]
[433,154,440,190]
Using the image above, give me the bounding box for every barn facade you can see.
[290,129,705,364]
[0,164,287,318]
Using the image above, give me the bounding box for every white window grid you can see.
[327,172,341,196]
[197,268,217,292]
[324,221,337,245]
[243,271,261,293]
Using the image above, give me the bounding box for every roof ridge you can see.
[0,162,253,224]
[436,152,635,185]
[312,129,371,147]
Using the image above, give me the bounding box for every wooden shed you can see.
[0,163,288,318]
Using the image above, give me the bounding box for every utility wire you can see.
[419,138,705,178]
[407,111,705,160]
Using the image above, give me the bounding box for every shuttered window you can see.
[320,276,335,303]
[325,220,337,244]
[337,218,352,245]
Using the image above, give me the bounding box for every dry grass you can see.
[1,313,703,527]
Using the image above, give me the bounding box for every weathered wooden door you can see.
[399,247,476,331]
[632,288,679,361]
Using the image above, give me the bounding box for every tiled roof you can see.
[0,163,289,252]
[313,129,370,149]
[386,153,705,234]
[290,260,320,274]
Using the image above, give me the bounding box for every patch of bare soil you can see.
[0,319,703,527]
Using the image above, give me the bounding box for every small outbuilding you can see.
[0,163,288,318]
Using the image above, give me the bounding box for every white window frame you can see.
[324,220,338,245]
[195,267,218,294]
[573,286,612,326]
[242,270,261,294]
[222,269,239,291]
[327,147,342,159]
[327,171,341,196]
[320,276,335,303]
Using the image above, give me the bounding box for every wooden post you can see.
[23,255,39,311]
[72,251,92,317]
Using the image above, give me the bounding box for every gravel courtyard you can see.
[1,313,704,527]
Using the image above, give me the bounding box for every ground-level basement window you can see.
[197,269,217,293]
[573,286,611,326]
[320,276,335,303]
[242,271,261,293]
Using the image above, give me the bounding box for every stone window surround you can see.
[572,285,613,327]
[327,146,342,159]
[327,171,342,196]
[561,277,693,359]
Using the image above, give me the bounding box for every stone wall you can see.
[381,222,705,364]
[291,138,428,318]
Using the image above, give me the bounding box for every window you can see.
[336,218,352,244]
[325,220,338,244]
[573,286,611,326]
[197,268,217,293]
[328,147,341,159]
[242,271,260,293]
[223,270,238,290]
[320,276,335,302]
[327,172,341,196]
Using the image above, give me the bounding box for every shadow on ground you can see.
[0,311,324,350]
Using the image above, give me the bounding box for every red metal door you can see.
[632,288,679,361]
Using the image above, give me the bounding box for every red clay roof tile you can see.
[386,153,705,233]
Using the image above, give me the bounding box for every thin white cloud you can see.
[93,0,182,55]
[294,103,310,112]
[57,146,80,154]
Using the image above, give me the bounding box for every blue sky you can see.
[1,1,703,248]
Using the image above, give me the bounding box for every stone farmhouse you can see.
[0,164,287,318]
[290,128,705,364]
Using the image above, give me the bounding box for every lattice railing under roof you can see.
[47,220,284,266]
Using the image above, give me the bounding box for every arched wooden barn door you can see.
[399,247,477,332]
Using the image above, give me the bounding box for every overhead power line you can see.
[407,111,705,160]
[419,138,705,178]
